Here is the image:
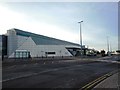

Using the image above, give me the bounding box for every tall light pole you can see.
[110,41,112,52]
[107,36,109,53]
[78,21,83,56]
[107,36,111,56]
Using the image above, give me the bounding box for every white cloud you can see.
[19,21,80,44]
[0,0,119,2]
[0,3,118,51]
[0,4,80,44]
[0,5,26,34]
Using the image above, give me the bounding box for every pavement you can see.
[93,72,120,89]
[2,56,102,68]
[93,55,120,89]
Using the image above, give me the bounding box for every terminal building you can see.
[1,28,87,59]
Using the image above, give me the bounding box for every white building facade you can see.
[6,28,84,58]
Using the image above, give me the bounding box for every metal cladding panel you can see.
[17,35,29,48]
[16,38,72,57]
[7,28,84,58]
[36,45,72,57]
[7,30,17,57]
[14,28,80,46]
[14,37,37,57]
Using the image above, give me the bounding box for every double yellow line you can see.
[80,72,114,90]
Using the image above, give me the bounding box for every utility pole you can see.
[78,21,83,56]
[107,36,111,56]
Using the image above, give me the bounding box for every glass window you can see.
[15,52,20,58]
[46,52,55,54]
[23,52,26,58]
[15,51,30,58]
[19,52,22,58]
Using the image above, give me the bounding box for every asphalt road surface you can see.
[2,57,119,89]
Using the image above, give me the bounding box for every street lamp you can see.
[107,36,111,56]
[41,51,44,58]
[78,21,83,56]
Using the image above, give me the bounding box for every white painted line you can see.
[1,73,34,83]
[2,64,83,83]
[95,59,120,64]
[5,65,16,69]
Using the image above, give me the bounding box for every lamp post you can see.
[107,36,111,56]
[78,21,83,56]
[41,51,44,58]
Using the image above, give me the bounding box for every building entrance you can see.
[14,50,30,59]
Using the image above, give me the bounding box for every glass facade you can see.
[15,29,80,46]
[2,35,7,56]
[14,50,30,58]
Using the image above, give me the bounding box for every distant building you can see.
[0,35,7,60]
[1,28,87,59]
[0,35,2,59]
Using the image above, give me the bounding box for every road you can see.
[2,56,119,89]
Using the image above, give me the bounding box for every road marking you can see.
[95,59,120,64]
[85,76,107,90]
[2,64,83,83]
[81,73,109,89]
[5,65,16,69]
[81,76,108,90]
[0,73,34,83]
[80,70,118,90]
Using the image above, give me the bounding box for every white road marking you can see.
[34,63,38,65]
[94,59,120,64]
[0,73,33,83]
[2,64,83,83]
[3,65,17,70]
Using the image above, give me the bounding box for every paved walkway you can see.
[94,73,120,89]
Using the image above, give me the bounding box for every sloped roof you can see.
[14,28,80,46]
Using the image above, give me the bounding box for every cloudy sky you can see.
[0,1,118,51]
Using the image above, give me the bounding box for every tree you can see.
[96,51,100,54]
[101,50,105,57]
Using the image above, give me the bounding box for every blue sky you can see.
[0,2,118,51]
